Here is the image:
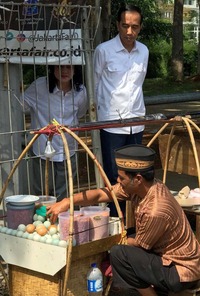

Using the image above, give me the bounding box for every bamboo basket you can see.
[0,121,125,296]
[147,116,200,187]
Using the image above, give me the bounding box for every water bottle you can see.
[87,262,103,295]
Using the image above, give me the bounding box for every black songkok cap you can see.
[115,144,156,172]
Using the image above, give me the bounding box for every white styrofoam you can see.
[109,217,121,236]
[0,233,66,276]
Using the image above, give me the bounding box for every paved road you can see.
[145,91,200,105]
[144,93,200,135]
[145,92,200,117]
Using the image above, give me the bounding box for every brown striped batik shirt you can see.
[113,179,200,282]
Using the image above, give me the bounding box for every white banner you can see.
[0,29,84,64]
[0,0,86,64]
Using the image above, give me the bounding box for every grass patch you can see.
[143,77,200,96]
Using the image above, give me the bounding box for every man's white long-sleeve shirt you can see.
[94,34,149,134]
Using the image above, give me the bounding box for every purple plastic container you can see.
[6,202,35,229]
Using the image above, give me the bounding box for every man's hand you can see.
[127,236,140,247]
[46,198,69,223]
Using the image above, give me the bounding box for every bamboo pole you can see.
[182,117,200,187]
[60,126,126,296]
[45,158,50,196]
[185,117,200,133]
[147,116,200,186]
[162,123,177,184]
[0,133,40,205]
[61,125,125,231]
[51,122,125,296]
[0,132,41,294]
[55,126,74,296]
[147,122,170,147]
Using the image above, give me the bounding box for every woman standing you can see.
[23,65,88,201]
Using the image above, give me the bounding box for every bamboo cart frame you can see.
[0,120,125,296]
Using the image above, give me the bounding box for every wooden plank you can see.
[71,234,121,260]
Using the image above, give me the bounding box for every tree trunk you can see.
[197,1,200,75]
[171,0,184,81]
[101,0,112,42]
[93,0,111,48]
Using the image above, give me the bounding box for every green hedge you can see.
[144,40,197,79]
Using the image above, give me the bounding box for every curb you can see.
[144,92,200,105]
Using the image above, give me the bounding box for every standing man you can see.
[94,3,149,216]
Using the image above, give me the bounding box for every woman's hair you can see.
[48,65,84,93]
[116,3,143,25]
[125,168,155,182]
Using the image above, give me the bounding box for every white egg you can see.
[33,214,38,221]
[37,215,45,222]
[0,225,3,230]
[45,237,53,244]
[1,227,8,233]
[51,234,59,240]
[33,220,43,227]
[49,227,57,235]
[40,236,47,243]
[28,233,34,240]
[58,240,68,248]
[33,233,41,241]
[17,224,26,232]
[16,230,24,237]
[43,220,51,229]
[22,232,29,239]
[6,228,13,235]
[44,234,52,239]
[11,229,17,236]
[52,239,59,246]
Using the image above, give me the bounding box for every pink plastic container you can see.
[58,211,90,245]
[80,206,110,241]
